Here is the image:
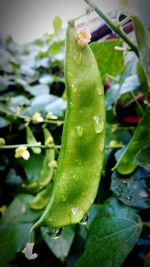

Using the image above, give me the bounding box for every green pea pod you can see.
[24,128,55,192]
[37,128,55,187]
[29,182,54,210]
[31,22,105,229]
[26,126,41,154]
[133,16,150,87]
[113,104,150,175]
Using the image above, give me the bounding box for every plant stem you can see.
[0,144,61,149]
[143,222,150,227]
[82,0,139,57]
[117,16,132,27]
[0,107,63,125]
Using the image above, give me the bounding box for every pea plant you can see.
[0,1,150,267]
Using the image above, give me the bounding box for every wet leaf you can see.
[41,225,75,262]
[111,167,150,209]
[77,198,143,267]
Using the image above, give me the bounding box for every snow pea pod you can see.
[32,22,105,229]
[29,182,54,210]
[23,128,55,193]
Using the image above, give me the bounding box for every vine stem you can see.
[0,107,63,125]
[0,144,61,149]
[143,222,150,228]
[82,0,139,57]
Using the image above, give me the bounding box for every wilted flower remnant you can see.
[22,242,38,260]
[75,27,91,48]
[15,146,30,160]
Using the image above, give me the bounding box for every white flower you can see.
[15,146,30,160]
[22,242,38,260]
[75,27,91,48]
[32,112,44,123]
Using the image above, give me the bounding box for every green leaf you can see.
[1,194,41,224]
[133,16,150,87]
[21,153,44,182]
[53,16,62,34]
[26,126,41,154]
[41,225,75,261]
[77,198,143,267]
[113,105,150,174]
[0,222,32,267]
[90,39,124,78]
[0,194,40,266]
[111,168,150,209]
[135,144,150,170]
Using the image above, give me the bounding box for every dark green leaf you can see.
[77,198,143,267]
[0,222,32,267]
[21,153,44,182]
[111,168,150,209]
[41,225,75,261]
[133,16,150,87]
[90,39,124,78]
[1,194,41,224]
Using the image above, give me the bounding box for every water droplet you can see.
[125,196,132,201]
[46,227,64,239]
[73,52,82,65]
[79,213,88,225]
[75,125,83,137]
[97,87,103,96]
[71,207,78,216]
[71,84,77,93]
[93,115,104,133]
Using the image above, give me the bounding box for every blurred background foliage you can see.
[0,7,150,267]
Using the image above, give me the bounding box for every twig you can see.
[82,0,139,57]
